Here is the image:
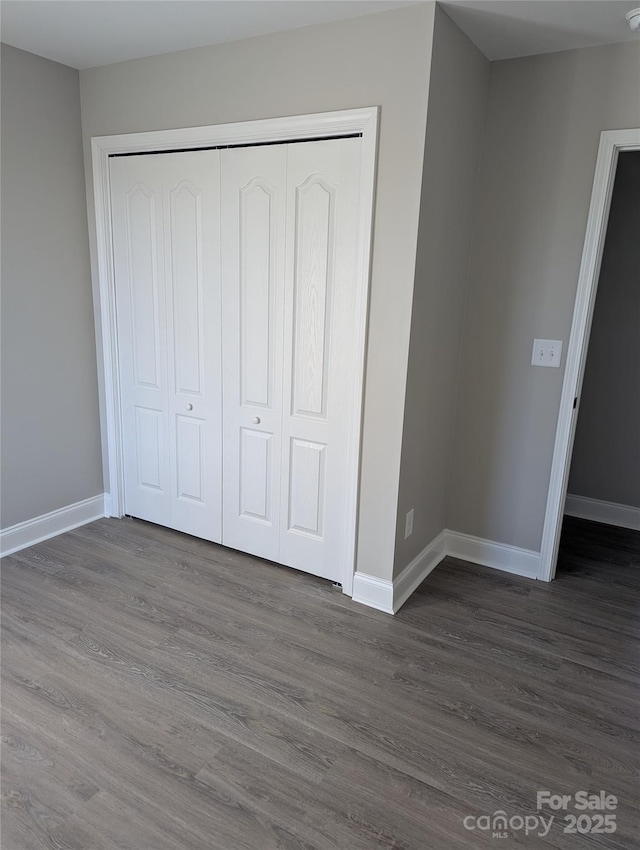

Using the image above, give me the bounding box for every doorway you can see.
[557,151,640,573]
[539,130,640,581]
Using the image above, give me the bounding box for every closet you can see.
[109,136,363,583]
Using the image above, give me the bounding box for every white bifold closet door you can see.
[110,151,223,542]
[279,138,361,579]
[220,145,287,561]
[221,138,361,580]
[111,137,362,583]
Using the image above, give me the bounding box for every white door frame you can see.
[91,107,379,595]
[538,128,640,582]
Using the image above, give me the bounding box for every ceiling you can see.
[0,1,415,69]
[1,1,638,70]
[440,0,640,60]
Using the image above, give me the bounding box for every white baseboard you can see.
[564,494,640,532]
[352,529,448,615]
[393,529,447,612]
[351,571,395,614]
[353,528,540,615]
[445,530,540,579]
[0,494,107,558]
[1,493,543,610]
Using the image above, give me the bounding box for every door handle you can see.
[186,403,193,411]
[253,416,261,425]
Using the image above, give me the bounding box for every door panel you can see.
[134,406,164,491]
[239,428,273,521]
[111,151,222,542]
[127,185,162,390]
[288,438,326,536]
[175,414,205,501]
[221,147,287,560]
[169,182,205,396]
[280,138,362,581]
[240,180,274,408]
[291,176,334,419]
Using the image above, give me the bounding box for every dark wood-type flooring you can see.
[2,515,639,849]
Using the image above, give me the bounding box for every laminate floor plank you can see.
[49,595,600,809]
[144,629,591,811]
[2,514,639,848]
[2,655,322,850]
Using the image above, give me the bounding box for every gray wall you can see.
[448,41,640,552]
[394,6,489,575]
[567,152,640,509]
[79,4,436,581]
[1,44,103,528]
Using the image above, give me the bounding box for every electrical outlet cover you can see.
[404,509,414,539]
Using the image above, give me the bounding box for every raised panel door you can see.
[221,146,287,560]
[280,138,362,581]
[110,151,222,541]
[111,156,171,527]
[163,153,222,541]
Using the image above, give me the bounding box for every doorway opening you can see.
[539,130,640,581]
[557,151,640,577]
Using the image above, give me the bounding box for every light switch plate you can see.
[532,339,563,368]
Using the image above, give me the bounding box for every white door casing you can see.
[110,151,223,542]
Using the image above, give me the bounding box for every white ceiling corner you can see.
[439,1,640,61]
